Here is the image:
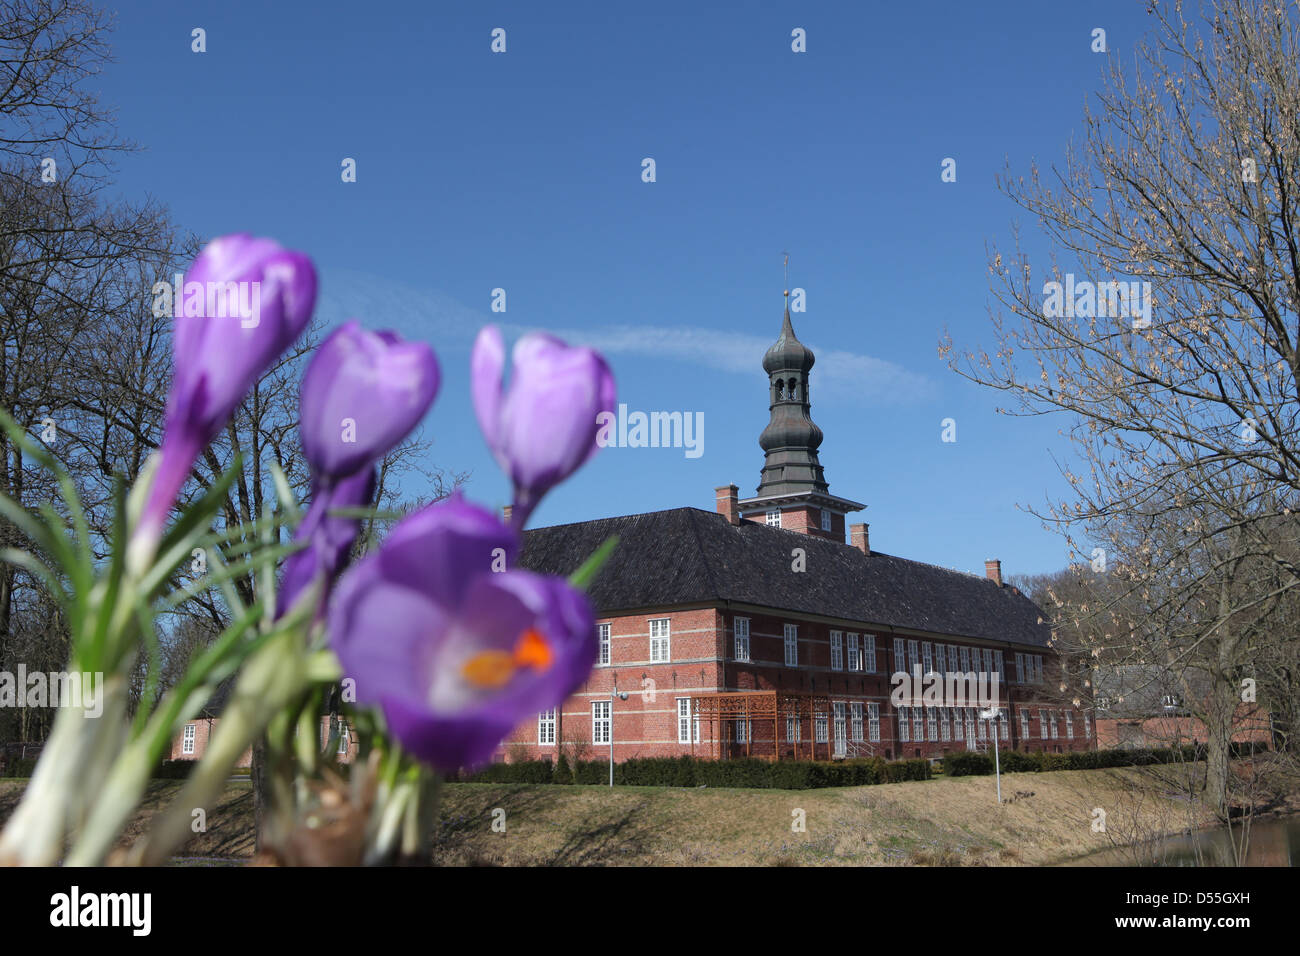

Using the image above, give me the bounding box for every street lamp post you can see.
[609,689,628,787]
[980,707,1002,804]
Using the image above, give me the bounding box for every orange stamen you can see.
[513,628,553,670]
[461,649,516,689]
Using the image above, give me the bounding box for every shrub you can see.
[553,753,573,784]
[154,759,197,780]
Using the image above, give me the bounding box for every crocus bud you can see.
[299,321,439,483]
[132,234,317,568]
[471,326,615,528]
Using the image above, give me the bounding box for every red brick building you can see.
[499,305,1094,765]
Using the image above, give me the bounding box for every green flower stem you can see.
[0,677,129,866]
[128,625,311,866]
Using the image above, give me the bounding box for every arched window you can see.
[774,379,784,400]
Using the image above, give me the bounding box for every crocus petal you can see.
[131,235,317,568]
[299,321,439,481]
[326,495,597,772]
[470,327,615,528]
[470,325,505,458]
[375,493,518,610]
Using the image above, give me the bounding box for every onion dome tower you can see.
[737,274,864,541]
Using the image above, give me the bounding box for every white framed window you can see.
[994,650,1004,680]
[1020,709,1030,740]
[833,701,847,754]
[649,618,670,662]
[847,633,859,671]
[926,707,937,741]
[815,710,828,743]
[337,721,350,755]
[939,707,951,741]
[830,631,843,671]
[1083,712,1092,739]
[538,708,556,745]
[598,623,611,666]
[766,509,781,527]
[922,642,933,674]
[677,698,699,744]
[907,639,919,675]
[734,617,750,662]
[784,624,798,666]
[1065,711,1074,739]
[999,707,1010,741]
[1034,655,1043,683]
[786,716,802,742]
[735,718,751,743]
[983,648,993,676]
[898,706,910,742]
[592,701,611,744]
[893,638,905,675]
[864,635,877,673]
[850,702,864,741]
[959,646,970,672]
[947,644,958,674]
[1015,652,1024,683]
[1038,709,1048,739]
[182,724,196,756]
[977,712,987,741]
[912,707,924,742]
[821,509,832,532]
[964,709,976,748]
[868,703,880,742]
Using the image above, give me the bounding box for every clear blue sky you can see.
[95,0,1152,578]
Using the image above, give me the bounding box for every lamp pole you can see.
[980,707,1002,804]
[609,688,628,787]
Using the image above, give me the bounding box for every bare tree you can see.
[943,0,1300,815]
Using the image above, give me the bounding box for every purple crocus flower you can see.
[132,234,316,565]
[277,465,377,620]
[299,320,440,484]
[471,326,615,528]
[329,494,597,771]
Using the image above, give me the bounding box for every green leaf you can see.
[568,535,619,591]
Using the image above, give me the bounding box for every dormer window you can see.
[766,509,781,527]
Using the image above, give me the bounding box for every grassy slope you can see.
[1,761,1239,865]
[433,765,1223,866]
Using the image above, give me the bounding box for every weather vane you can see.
[783,250,789,298]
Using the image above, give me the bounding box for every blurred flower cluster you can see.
[0,234,616,866]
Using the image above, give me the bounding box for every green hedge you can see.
[943,745,1202,777]
[2,757,37,778]
[456,754,931,789]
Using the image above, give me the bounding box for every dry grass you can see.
[0,761,1255,866]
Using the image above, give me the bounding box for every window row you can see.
[892,639,1005,682]
[535,702,1091,747]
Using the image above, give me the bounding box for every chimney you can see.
[715,484,739,525]
[984,559,1003,587]
[502,504,513,524]
[850,522,870,555]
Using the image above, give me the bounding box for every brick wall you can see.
[495,607,1096,765]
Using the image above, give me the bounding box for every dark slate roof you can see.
[519,507,1052,648]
